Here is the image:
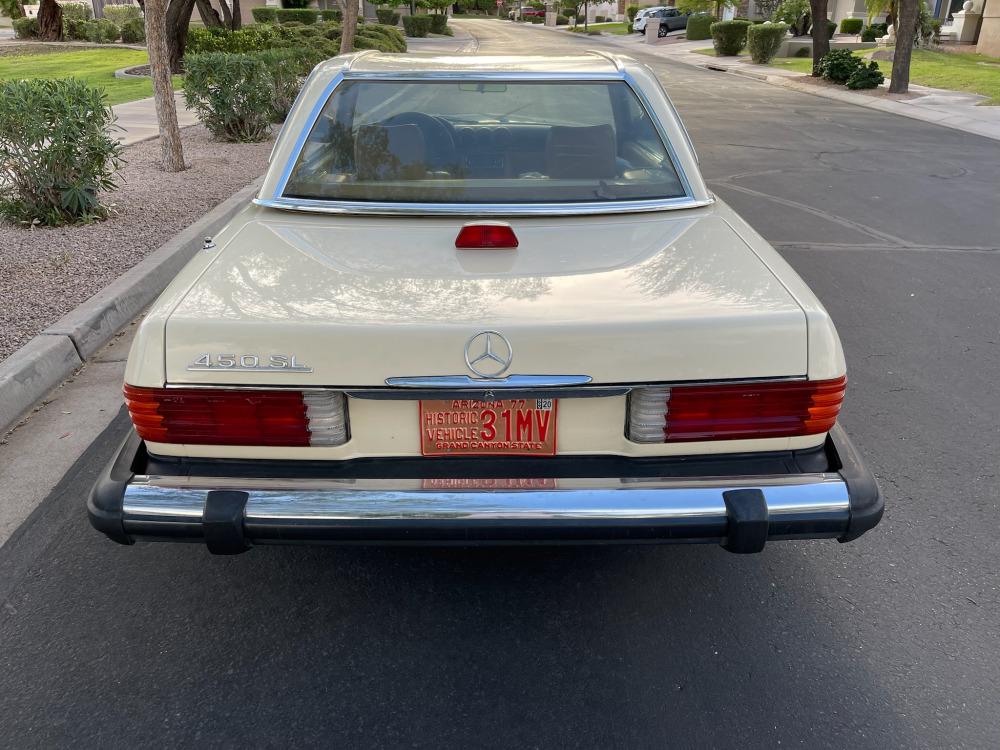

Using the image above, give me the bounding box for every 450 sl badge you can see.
[187,353,313,373]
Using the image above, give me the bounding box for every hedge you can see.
[839,17,862,34]
[747,21,788,64]
[319,9,342,21]
[429,13,448,34]
[376,8,400,25]
[12,17,38,38]
[402,14,432,37]
[187,21,406,57]
[120,16,145,43]
[556,14,568,24]
[275,8,318,24]
[710,19,751,55]
[251,6,277,22]
[685,14,713,41]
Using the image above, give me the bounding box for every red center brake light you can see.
[124,386,348,447]
[455,223,519,249]
[628,376,847,443]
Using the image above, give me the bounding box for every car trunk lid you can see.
[163,210,807,386]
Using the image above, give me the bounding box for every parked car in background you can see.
[90,52,882,555]
[634,7,690,34]
[509,5,546,19]
[631,6,667,32]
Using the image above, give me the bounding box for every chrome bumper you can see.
[89,425,882,554]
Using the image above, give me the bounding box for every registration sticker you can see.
[419,398,558,456]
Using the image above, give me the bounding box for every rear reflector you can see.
[455,223,519,249]
[628,376,847,443]
[124,385,348,447]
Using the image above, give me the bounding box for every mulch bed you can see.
[0,125,275,361]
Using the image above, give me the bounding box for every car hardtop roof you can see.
[314,51,636,79]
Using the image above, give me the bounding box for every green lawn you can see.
[568,22,631,35]
[769,48,1000,105]
[0,47,181,105]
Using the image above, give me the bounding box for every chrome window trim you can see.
[267,69,709,217]
[253,195,714,217]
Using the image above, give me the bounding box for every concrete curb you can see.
[0,177,263,436]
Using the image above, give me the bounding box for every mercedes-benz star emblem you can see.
[464,331,513,379]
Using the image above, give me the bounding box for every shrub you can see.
[775,0,809,35]
[376,8,399,24]
[275,7,317,23]
[710,19,751,55]
[595,15,606,22]
[85,18,121,43]
[59,2,92,21]
[65,17,88,38]
[12,16,38,38]
[120,16,145,43]
[252,6,277,22]
[429,13,448,33]
[846,60,884,89]
[685,14,713,41]
[402,14,432,36]
[839,17,862,34]
[626,4,639,21]
[250,48,308,121]
[747,21,788,63]
[818,48,862,83]
[793,44,810,56]
[183,52,273,142]
[319,9,341,21]
[556,13,568,24]
[0,79,123,227]
[103,4,141,24]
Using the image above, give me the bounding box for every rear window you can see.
[282,80,685,205]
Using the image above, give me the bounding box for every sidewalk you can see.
[112,93,198,146]
[531,24,1000,142]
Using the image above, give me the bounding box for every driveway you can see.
[1,18,999,749]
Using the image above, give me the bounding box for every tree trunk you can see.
[146,0,186,172]
[217,0,234,28]
[166,0,197,73]
[194,0,222,27]
[37,0,64,41]
[808,0,829,76]
[888,0,918,93]
[338,0,358,53]
[230,0,241,29]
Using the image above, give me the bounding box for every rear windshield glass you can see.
[282,80,685,204]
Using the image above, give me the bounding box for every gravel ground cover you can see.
[0,125,274,361]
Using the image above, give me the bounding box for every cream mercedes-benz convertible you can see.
[89,52,882,554]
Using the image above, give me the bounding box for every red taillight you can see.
[628,376,847,443]
[124,386,347,447]
[455,223,519,249]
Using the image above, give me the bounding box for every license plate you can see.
[420,398,558,456]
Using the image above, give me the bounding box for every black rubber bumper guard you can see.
[88,424,882,555]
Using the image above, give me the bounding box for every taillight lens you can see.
[628,376,846,443]
[124,385,348,447]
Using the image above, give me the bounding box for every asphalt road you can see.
[3,20,1000,749]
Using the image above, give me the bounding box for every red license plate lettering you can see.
[420,399,558,456]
